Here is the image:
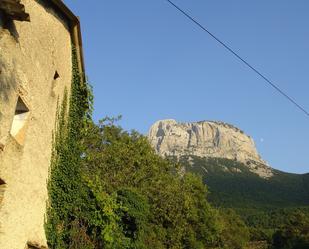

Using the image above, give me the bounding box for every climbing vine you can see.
[45,46,93,249]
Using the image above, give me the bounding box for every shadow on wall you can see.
[0,11,20,42]
[35,0,70,32]
[0,57,18,104]
[0,10,21,104]
[0,179,5,236]
[4,19,19,42]
[0,178,6,208]
[26,241,48,249]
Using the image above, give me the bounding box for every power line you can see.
[165,0,309,117]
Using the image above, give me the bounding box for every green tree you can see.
[81,118,224,248]
[271,210,309,249]
[218,209,250,249]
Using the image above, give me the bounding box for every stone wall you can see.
[0,0,72,248]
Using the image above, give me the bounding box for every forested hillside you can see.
[179,156,309,247]
[179,156,309,209]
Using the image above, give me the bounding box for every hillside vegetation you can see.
[179,156,309,246]
[179,156,309,209]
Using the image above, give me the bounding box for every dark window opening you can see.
[53,71,60,80]
[0,178,5,185]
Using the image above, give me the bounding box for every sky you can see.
[64,0,309,174]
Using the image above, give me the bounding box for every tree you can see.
[80,118,224,248]
[218,209,250,249]
[271,210,309,249]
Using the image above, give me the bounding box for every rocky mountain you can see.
[148,119,273,178]
[148,119,309,235]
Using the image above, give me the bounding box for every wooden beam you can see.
[0,0,30,21]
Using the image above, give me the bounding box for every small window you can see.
[53,71,60,80]
[10,97,30,144]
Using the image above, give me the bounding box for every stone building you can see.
[0,1,84,248]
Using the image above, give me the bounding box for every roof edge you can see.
[49,0,78,23]
[49,0,85,76]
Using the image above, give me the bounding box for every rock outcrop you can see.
[148,119,273,178]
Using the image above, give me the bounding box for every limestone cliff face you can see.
[148,119,273,178]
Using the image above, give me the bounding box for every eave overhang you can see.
[48,0,85,77]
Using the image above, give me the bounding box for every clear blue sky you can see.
[64,0,309,174]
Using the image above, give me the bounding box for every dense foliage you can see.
[271,210,309,249]
[47,113,254,248]
[179,156,309,248]
[45,46,93,248]
[80,118,224,248]
[180,156,309,210]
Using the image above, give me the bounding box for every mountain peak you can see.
[148,119,273,178]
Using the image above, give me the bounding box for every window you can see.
[53,70,60,80]
[10,97,30,145]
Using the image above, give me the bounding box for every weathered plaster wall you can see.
[0,0,72,248]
